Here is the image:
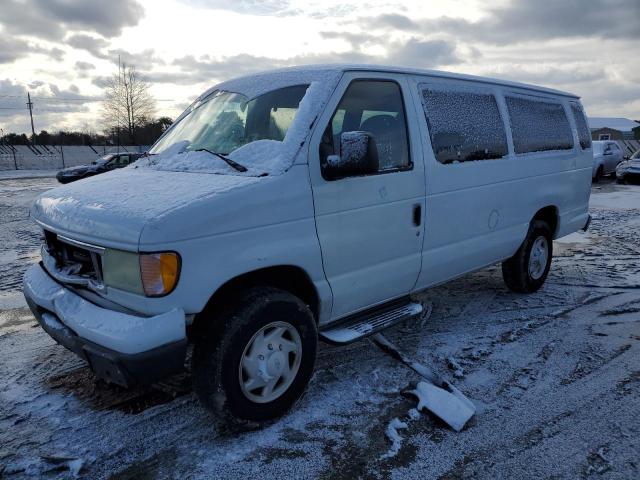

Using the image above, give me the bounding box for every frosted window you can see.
[506,97,573,154]
[570,103,591,150]
[421,89,508,164]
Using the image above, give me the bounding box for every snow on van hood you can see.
[31,167,258,245]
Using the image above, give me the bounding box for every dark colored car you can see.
[56,152,143,184]
[616,149,640,184]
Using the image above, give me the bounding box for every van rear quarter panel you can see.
[407,75,591,289]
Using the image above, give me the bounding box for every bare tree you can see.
[103,63,155,144]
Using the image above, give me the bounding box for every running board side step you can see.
[319,299,423,345]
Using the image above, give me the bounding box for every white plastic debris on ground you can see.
[410,381,475,432]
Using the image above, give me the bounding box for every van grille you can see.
[43,230,103,283]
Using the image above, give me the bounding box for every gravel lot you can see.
[1,176,639,479]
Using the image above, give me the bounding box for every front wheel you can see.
[193,287,317,424]
[502,220,553,293]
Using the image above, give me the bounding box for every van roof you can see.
[238,64,580,99]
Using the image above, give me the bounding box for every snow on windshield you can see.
[134,69,341,176]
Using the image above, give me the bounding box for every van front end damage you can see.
[23,263,187,387]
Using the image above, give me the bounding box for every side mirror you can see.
[325,131,378,179]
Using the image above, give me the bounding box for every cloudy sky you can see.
[1,0,638,135]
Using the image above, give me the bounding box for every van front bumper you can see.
[23,263,187,387]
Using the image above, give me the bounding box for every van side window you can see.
[421,88,508,164]
[570,102,592,150]
[320,80,410,177]
[506,96,574,154]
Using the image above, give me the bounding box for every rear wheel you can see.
[193,287,317,424]
[593,166,603,183]
[502,220,553,293]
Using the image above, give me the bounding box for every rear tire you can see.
[193,287,317,424]
[593,166,603,183]
[502,220,553,293]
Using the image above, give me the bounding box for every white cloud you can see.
[0,0,638,134]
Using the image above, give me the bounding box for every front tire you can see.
[502,220,553,293]
[193,287,317,424]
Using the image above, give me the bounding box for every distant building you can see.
[588,117,640,140]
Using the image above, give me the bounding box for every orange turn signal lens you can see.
[139,252,180,297]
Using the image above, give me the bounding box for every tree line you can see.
[1,63,173,147]
[1,117,173,147]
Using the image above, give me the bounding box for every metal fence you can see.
[0,145,150,171]
[619,140,640,157]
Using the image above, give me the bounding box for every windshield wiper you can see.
[194,148,247,172]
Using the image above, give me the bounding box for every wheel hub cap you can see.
[239,321,302,403]
[528,236,549,280]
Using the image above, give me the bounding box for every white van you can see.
[23,65,592,423]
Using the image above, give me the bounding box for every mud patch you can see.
[616,370,640,397]
[46,368,191,414]
[256,446,308,464]
[561,344,632,386]
[318,397,423,480]
[515,411,572,450]
[583,445,612,476]
[600,306,640,317]
[109,448,179,480]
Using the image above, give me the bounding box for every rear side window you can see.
[570,102,592,149]
[506,96,574,154]
[421,88,508,164]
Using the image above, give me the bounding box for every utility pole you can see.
[117,55,121,154]
[26,92,36,144]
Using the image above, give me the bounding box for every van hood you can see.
[31,167,259,247]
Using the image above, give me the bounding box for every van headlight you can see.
[102,249,180,297]
[139,252,180,297]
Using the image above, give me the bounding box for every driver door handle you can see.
[413,204,422,227]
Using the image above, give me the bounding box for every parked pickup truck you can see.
[23,65,592,423]
[592,140,623,182]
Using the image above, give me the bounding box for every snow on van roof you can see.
[200,67,341,101]
[207,63,579,100]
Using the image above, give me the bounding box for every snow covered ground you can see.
[0,170,58,181]
[1,177,639,479]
